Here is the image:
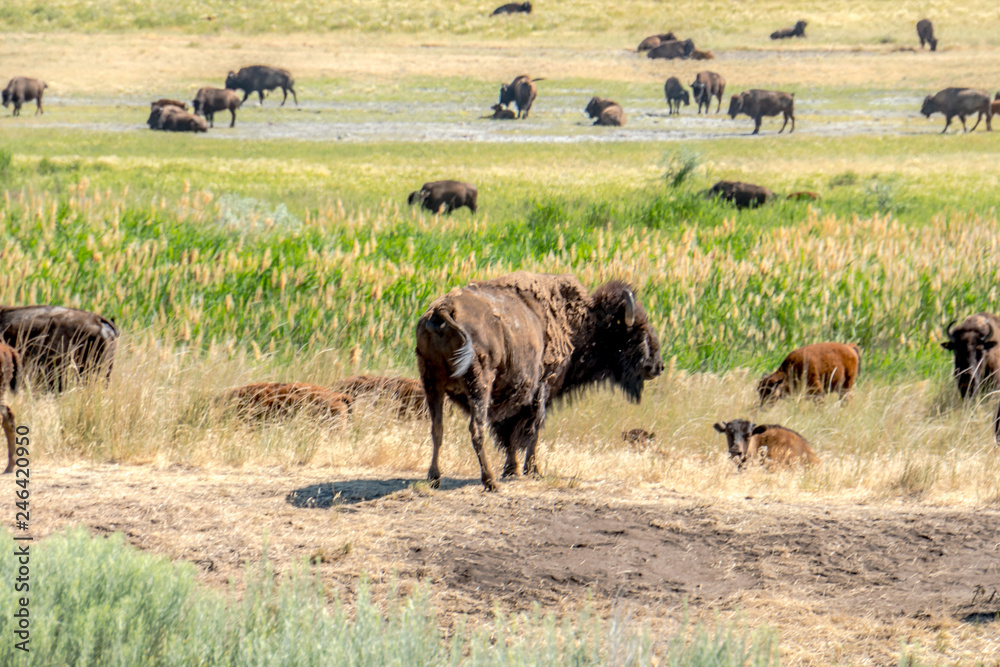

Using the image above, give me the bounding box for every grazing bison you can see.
[647,39,695,60]
[757,342,861,405]
[332,375,426,418]
[637,33,677,52]
[486,103,516,120]
[584,97,626,126]
[691,71,726,114]
[0,343,20,474]
[221,382,352,422]
[663,77,690,114]
[192,87,241,128]
[151,99,188,111]
[941,313,1000,399]
[498,75,541,119]
[416,272,664,491]
[921,88,991,133]
[225,65,298,107]
[147,105,209,132]
[729,89,795,134]
[407,180,478,215]
[705,181,775,209]
[917,19,937,51]
[0,305,119,392]
[771,20,808,40]
[2,77,47,116]
[714,420,818,470]
[491,2,531,15]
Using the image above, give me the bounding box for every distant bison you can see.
[151,99,188,111]
[637,33,677,52]
[2,77,47,116]
[647,39,695,60]
[0,343,20,474]
[771,20,807,40]
[332,375,426,418]
[487,103,516,120]
[941,313,1000,399]
[147,105,209,132]
[714,419,819,470]
[690,49,715,60]
[585,97,625,126]
[221,382,352,422]
[691,71,726,114]
[498,75,541,118]
[917,19,937,51]
[192,87,241,128]
[663,77,690,114]
[757,342,861,405]
[492,2,531,15]
[705,181,775,209]
[921,87,991,133]
[786,191,821,201]
[225,65,298,107]
[729,89,795,134]
[407,180,478,215]
[623,428,655,447]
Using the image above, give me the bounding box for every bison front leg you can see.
[229,108,236,128]
[1,405,14,474]
[522,386,548,477]
[942,114,953,133]
[752,116,762,135]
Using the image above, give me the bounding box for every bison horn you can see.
[945,319,957,339]
[624,289,636,327]
[983,322,994,342]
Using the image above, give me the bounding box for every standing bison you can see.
[416,272,664,491]
[663,77,690,114]
[771,20,807,40]
[584,97,626,126]
[407,180,478,215]
[498,75,541,119]
[921,88,991,133]
[917,19,937,51]
[647,39,695,60]
[192,87,241,128]
[225,66,298,107]
[941,313,1000,399]
[491,2,531,15]
[2,77,47,116]
[637,33,677,52]
[757,342,861,404]
[691,71,726,114]
[729,89,795,134]
[705,181,775,209]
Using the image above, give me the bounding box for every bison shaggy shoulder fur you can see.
[757,342,861,405]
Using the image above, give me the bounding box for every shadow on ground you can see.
[286,477,480,507]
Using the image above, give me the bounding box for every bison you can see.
[2,77,47,116]
[637,33,677,52]
[416,272,664,491]
[921,88,991,133]
[691,71,726,114]
[771,20,807,40]
[498,75,541,119]
[486,103,516,120]
[623,428,655,447]
[221,382,352,422]
[757,342,861,405]
[941,313,1000,399]
[407,180,478,215]
[647,39,695,60]
[0,305,119,392]
[225,65,298,107]
[332,375,426,418]
[705,181,775,209]
[714,419,819,470]
[147,105,209,132]
[192,87,241,128]
[584,97,626,126]
[991,93,1000,119]
[690,49,715,60]
[729,89,795,134]
[0,343,20,474]
[786,191,821,201]
[151,99,188,111]
[491,2,531,15]
[663,77,690,115]
[917,19,937,51]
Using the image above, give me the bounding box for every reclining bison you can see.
[729,89,795,134]
[921,88,991,133]
[757,342,861,404]
[220,383,352,423]
[147,104,209,132]
[332,375,426,418]
[917,19,937,51]
[585,97,626,126]
[2,77,47,116]
[637,33,677,52]
[691,71,726,114]
[647,39,695,60]
[941,313,1000,399]
[714,419,818,470]
[491,2,531,15]
[705,181,775,209]
[663,78,689,114]
[498,75,541,119]
[416,271,664,491]
[771,20,807,40]
[407,180,478,215]
[192,87,241,127]
[225,65,298,107]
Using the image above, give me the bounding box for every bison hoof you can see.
[500,466,519,479]
[427,475,441,489]
[482,477,499,492]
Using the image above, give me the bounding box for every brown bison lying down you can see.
[637,33,677,52]
[714,419,819,470]
[690,49,715,60]
[192,87,241,128]
[487,103,516,120]
[585,97,626,126]
[921,87,991,133]
[729,89,795,134]
[757,342,861,404]
[770,20,807,40]
[407,180,478,214]
[147,105,209,132]
[225,65,298,107]
[0,343,20,474]
[221,382,352,422]
[332,375,426,418]
[151,99,188,111]
[691,71,726,114]
[663,78,689,115]
[917,19,937,51]
[647,39,695,60]
[2,77,47,116]
[492,2,531,15]
[705,181,775,209]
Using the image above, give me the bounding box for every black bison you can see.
[0,343,20,474]
[0,305,119,392]
[491,2,531,15]
[637,33,677,52]
[691,71,726,114]
[771,20,807,40]
[498,75,541,119]
[407,180,478,215]
[225,66,298,107]
[757,342,861,405]
[917,19,937,51]
[220,383,352,422]
[663,77,690,114]
[151,99,188,111]
[147,105,209,132]
[647,39,695,60]
[2,77,47,116]
[921,88,991,133]
[705,181,775,209]
[728,89,795,134]
[416,272,664,491]
[332,375,426,418]
[941,314,1000,399]
[585,97,626,126]
[192,87,241,128]
[714,420,819,470]
[486,103,516,120]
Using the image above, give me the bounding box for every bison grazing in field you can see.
[221,382,352,423]
[147,105,209,132]
[647,39,695,60]
[917,19,937,51]
[921,88,991,133]
[770,20,807,40]
[491,2,531,15]
[0,305,119,392]
[691,71,726,114]
[663,77,690,114]
[0,343,20,474]
[705,181,775,209]
[225,65,298,107]
[332,375,426,418]
[757,342,861,405]
[192,87,241,128]
[498,75,541,119]
[416,272,664,491]
[714,419,818,470]
[637,33,677,52]
[941,313,1000,399]
[407,180,478,215]
[487,103,516,120]
[2,77,47,116]
[729,89,795,134]
[584,97,626,126]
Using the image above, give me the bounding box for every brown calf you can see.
[332,375,426,418]
[714,419,819,470]
[757,342,861,404]
[221,382,352,422]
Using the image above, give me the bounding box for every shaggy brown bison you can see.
[786,191,821,201]
[416,272,664,491]
[691,71,726,114]
[0,343,20,474]
[486,103,516,120]
[647,39,695,60]
[332,375,426,418]
[192,87,241,128]
[2,77,47,116]
[714,420,819,470]
[151,99,188,111]
[407,180,478,215]
[921,88,991,133]
[729,89,795,134]
[690,49,715,60]
[941,313,1000,399]
[491,2,531,15]
[771,20,807,40]
[663,77,690,114]
[757,342,861,405]
[147,105,209,132]
[498,75,541,119]
[705,181,775,209]
[637,33,677,52]
[584,97,626,126]
[0,305,119,392]
[225,65,298,107]
[221,382,352,422]
[917,19,937,51]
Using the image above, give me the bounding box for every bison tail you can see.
[433,309,474,378]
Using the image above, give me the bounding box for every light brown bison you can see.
[332,375,426,418]
[690,49,715,60]
[663,77,690,115]
[921,88,991,133]
[192,87,241,128]
[492,2,531,15]
[147,105,209,132]
[705,181,775,209]
[728,89,795,134]
[487,103,516,120]
[151,99,188,111]
[2,77,47,116]
[623,428,655,447]
[498,75,541,119]
[221,382,352,422]
[786,191,821,201]
[941,313,1000,399]
[407,180,478,215]
[0,305,119,392]
[225,65,298,107]
[637,33,677,52]
[771,20,807,40]
[917,19,937,51]
[691,71,726,114]
[757,342,861,405]
[647,39,695,60]
[585,97,626,126]
[416,272,664,491]
[714,419,819,470]
[0,343,20,474]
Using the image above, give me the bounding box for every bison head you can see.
[584,96,603,118]
[680,89,691,106]
[407,190,426,207]
[942,319,998,398]
[794,20,808,33]
[521,1,532,11]
[714,420,767,468]
[691,80,706,103]
[920,95,936,117]
[589,282,664,402]
[756,370,787,405]
[728,94,744,118]
[225,71,239,90]
[498,83,514,107]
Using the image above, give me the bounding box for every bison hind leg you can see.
[1,404,14,473]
